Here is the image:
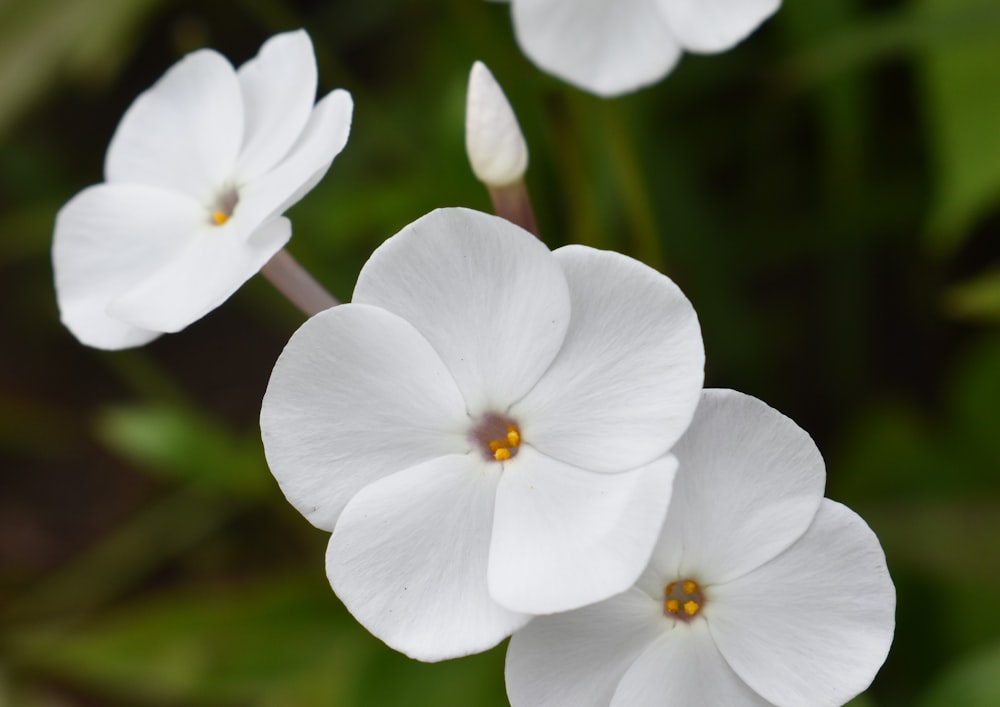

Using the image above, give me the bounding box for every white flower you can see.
[466,61,529,187]
[500,0,781,97]
[506,388,896,707]
[53,30,353,349]
[260,207,704,661]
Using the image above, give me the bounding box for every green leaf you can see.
[7,576,509,707]
[0,0,164,138]
[916,0,1000,251]
[946,267,1000,322]
[846,692,878,707]
[920,641,1000,707]
[94,404,270,497]
[865,500,1000,585]
[7,577,357,704]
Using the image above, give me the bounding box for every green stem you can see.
[601,100,665,272]
[0,489,251,628]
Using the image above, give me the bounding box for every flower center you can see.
[664,579,704,621]
[470,413,521,462]
[210,186,239,226]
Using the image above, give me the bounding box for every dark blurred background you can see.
[2,0,1000,704]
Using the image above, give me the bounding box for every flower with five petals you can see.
[53,29,352,349]
[506,388,895,707]
[260,207,704,660]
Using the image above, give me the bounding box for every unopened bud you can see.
[465,61,529,187]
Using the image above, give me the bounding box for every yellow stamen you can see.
[212,211,229,225]
[663,578,705,620]
[473,416,523,463]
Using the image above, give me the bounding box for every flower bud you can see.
[465,61,528,187]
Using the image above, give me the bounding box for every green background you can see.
[2,0,1000,704]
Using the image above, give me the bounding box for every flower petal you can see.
[610,619,771,706]
[658,0,780,53]
[353,207,571,416]
[105,49,242,200]
[107,216,291,333]
[511,0,682,97]
[327,454,530,661]
[505,588,665,707]
[235,88,353,227]
[709,500,895,707]
[513,245,703,473]
[489,446,676,614]
[52,183,204,349]
[260,303,471,531]
[235,30,317,181]
[647,389,826,587]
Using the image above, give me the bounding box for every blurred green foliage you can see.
[2,0,1000,704]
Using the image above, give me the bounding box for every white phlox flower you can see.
[53,30,353,349]
[260,207,704,661]
[506,388,896,707]
[498,0,781,97]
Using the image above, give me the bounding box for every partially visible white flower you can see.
[466,61,528,187]
[53,30,353,349]
[506,389,895,707]
[498,0,780,97]
[260,207,704,661]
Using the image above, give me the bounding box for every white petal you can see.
[513,245,703,473]
[327,454,530,661]
[105,49,242,200]
[235,88,353,227]
[505,588,665,707]
[107,217,291,333]
[658,0,780,53]
[260,303,471,531]
[709,500,895,707]
[610,619,771,706]
[648,389,826,586]
[52,183,204,349]
[511,0,682,97]
[489,446,676,614]
[465,61,528,187]
[236,30,318,181]
[353,207,571,416]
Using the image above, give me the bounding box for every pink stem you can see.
[261,249,338,317]
[488,180,540,238]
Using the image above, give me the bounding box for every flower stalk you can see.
[486,180,539,238]
[261,248,339,316]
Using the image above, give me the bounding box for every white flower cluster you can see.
[51,13,894,707]
[261,204,895,703]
